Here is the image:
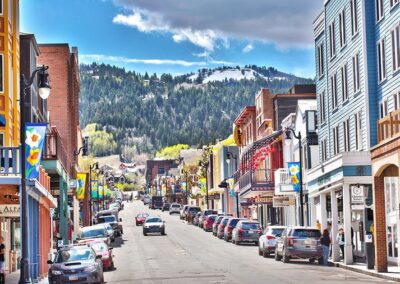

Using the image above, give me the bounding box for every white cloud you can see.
[112,0,320,50]
[193,51,210,58]
[242,44,254,53]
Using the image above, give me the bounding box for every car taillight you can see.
[266,235,275,240]
[256,230,262,234]
[238,228,245,234]
[220,224,225,229]
[227,226,232,232]
[288,237,294,247]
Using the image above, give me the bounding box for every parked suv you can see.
[186,206,201,223]
[180,205,189,220]
[275,227,323,264]
[231,221,262,245]
[258,226,285,257]
[198,209,218,228]
[213,216,225,236]
[223,218,245,242]
[169,203,182,215]
[217,217,232,239]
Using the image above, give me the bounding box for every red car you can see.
[203,215,218,232]
[89,241,115,270]
[135,213,149,226]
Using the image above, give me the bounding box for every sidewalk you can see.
[6,271,49,284]
[332,261,400,282]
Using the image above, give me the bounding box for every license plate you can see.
[69,276,78,281]
[249,230,254,233]
[305,239,312,245]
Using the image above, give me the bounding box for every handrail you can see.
[42,129,73,176]
[377,109,400,143]
[0,147,20,175]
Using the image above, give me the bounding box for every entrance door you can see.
[384,177,399,262]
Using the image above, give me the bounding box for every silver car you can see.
[169,203,182,215]
[231,221,262,245]
[258,226,285,257]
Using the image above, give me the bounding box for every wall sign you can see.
[273,196,296,207]
[351,185,364,204]
[0,205,20,217]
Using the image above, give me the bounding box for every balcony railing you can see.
[42,128,72,175]
[233,170,241,183]
[378,109,400,143]
[0,147,20,175]
[238,169,274,191]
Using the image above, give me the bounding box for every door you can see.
[384,177,399,262]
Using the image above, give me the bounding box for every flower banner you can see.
[199,178,207,194]
[76,173,87,200]
[91,180,98,199]
[98,185,104,199]
[288,162,301,192]
[25,123,47,180]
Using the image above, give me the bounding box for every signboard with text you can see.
[273,196,296,207]
[0,205,20,218]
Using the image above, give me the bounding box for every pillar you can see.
[310,197,316,227]
[331,189,340,261]
[343,183,353,265]
[373,176,387,272]
[59,179,68,245]
[73,195,80,239]
[320,193,327,230]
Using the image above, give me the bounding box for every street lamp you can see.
[198,160,209,209]
[89,162,99,225]
[285,128,304,226]
[19,65,51,284]
[226,151,240,217]
[74,136,89,158]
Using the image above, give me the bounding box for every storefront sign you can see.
[273,196,295,207]
[254,196,273,204]
[0,205,20,217]
[351,185,364,204]
[76,173,87,200]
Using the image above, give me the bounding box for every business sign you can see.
[254,196,273,204]
[91,180,98,199]
[351,185,364,204]
[288,162,301,192]
[228,178,235,197]
[25,123,47,180]
[0,205,20,218]
[76,173,87,200]
[273,196,296,207]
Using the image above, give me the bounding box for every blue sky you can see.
[21,0,320,78]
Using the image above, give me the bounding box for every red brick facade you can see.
[373,176,388,272]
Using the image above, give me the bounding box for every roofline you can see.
[234,106,256,125]
[272,93,316,98]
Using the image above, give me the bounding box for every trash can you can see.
[365,234,374,270]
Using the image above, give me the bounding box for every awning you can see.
[0,114,5,126]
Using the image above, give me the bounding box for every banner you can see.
[25,123,47,180]
[76,173,87,200]
[91,180,98,199]
[199,178,207,194]
[98,185,104,199]
[228,178,235,197]
[181,182,187,191]
[288,162,301,192]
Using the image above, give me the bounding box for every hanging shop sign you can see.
[228,178,235,197]
[254,195,273,204]
[351,185,364,204]
[273,196,296,207]
[91,180,98,199]
[0,205,20,218]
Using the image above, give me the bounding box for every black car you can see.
[162,203,170,211]
[48,245,104,284]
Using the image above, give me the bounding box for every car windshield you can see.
[91,242,109,252]
[221,218,230,225]
[293,229,321,238]
[189,207,201,212]
[271,228,285,237]
[146,217,162,223]
[137,213,149,218]
[80,228,106,238]
[241,223,260,230]
[98,216,116,223]
[171,205,180,208]
[55,248,94,263]
[229,219,240,227]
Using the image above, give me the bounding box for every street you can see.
[105,201,389,284]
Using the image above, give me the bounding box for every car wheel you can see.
[258,248,263,256]
[255,241,259,246]
[143,230,147,236]
[274,250,282,261]
[309,258,315,263]
[169,212,171,215]
[161,229,166,235]
[136,222,139,226]
[235,240,240,246]
[110,260,115,270]
[282,248,290,263]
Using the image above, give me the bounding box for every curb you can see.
[333,262,400,282]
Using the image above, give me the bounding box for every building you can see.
[145,159,180,198]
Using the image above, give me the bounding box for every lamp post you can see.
[198,160,209,209]
[285,128,304,226]
[19,65,51,284]
[181,168,189,205]
[226,151,239,217]
[89,162,99,225]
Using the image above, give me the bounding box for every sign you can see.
[0,205,20,218]
[25,123,47,180]
[255,196,273,204]
[351,185,364,204]
[365,234,373,243]
[91,180,98,199]
[76,173,87,200]
[288,162,301,192]
[273,196,296,207]
[228,178,235,197]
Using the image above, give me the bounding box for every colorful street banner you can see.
[91,180,98,199]
[98,185,104,199]
[228,178,235,197]
[76,173,87,200]
[199,178,207,194]
[288,162,301,192]
[25,123,47,180]
[181,182,187,191]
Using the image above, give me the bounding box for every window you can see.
[319,91,326,124]
[354,112,362,150]
[341,64,348,102]
[350,0,358,36]
[378,38,386,82]
[390,0,399,8]
[380,100,388,118]
[343,119,350,152]
[0,0,2,15]
[376,0,384,21]
[329,21,336,59]
[333,126,339,155]
[0,133,3,147]
[352,53,360,93]
[0,54,3,93]
[331,74,338,110]
[392,24,400,72]
[317,43,324,77]
[394,92,400,110]
[339,9,346,48]
[321,139,327,162]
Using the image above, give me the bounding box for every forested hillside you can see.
[79,63,314,157]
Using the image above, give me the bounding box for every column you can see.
[373,176,387,272]
[343,183,353,265]
[331,189,340,262]
[310,197,316,227]
[73,195,80,240]
[320,193,327,230]
[59,179,68,245]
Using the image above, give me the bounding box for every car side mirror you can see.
[96,255,102,260]
[47,260,53,265]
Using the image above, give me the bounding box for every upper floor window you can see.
[0,54,3,93]
[317,43,324,78]
[321,139,327,162]
[376,0,384,22]
[350,0,358,36]
[319,91,326,124]
[0,1,3,15]
[341,63,348,102]
[352,53,360,93]
[343,119,350,152]
[394,92,400,110]
[377,38,386,82]
[380,99,388,118]
[339,9,346,48]
[329,21,336,59]
[331,74,338,110]
[390,0,399,9]
[333,125,339,155]
[354,112,362,150]
[0,133,4,147]
[392,23,400,73]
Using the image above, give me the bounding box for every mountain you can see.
[79,63,314,157]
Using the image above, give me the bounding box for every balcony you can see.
[274,168,295,195]
[0,147,20,175]
[42,128,72,176]
[377,109,400,143]
[238,169,274,198]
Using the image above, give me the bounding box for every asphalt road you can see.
[105,201,390,284]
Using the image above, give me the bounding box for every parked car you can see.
[193,212,202,226]
[198,210,218,228]
[275,227,323,264]
[218,213,233,216]
[99,223,115,242]
[143,216,166,236]
[223,218,245,242]
[169,203,182,215]
[47,245,104,284]
[180,205,189,220]
[89,240,115,270]
[217,217,232,239]
[213,216,225,236]
[109,202,121,211]
[135,213,149,226]
[186,206,201,223]
[96,215,123,237]
[96,209,119,221]
[162,203,170,212]
[232,221,262,245]
[77,225,110,246]
[203,215,218,232]
[258,226,286,257]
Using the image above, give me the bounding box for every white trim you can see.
[329,20,336,59]
[339,8,346,48]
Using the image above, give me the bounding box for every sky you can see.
[21,0,321,78]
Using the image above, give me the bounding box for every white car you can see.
[169,203,182,215]
[258,226,286,257]
[143,216,166,236]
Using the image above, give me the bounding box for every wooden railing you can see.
[39,166,51,192]
[0,147,20,175]
[42,127,72,176]
[378,109,400,143]
[238,169,274,190]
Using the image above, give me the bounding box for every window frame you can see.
[329,21,336,59]
[354,112,362,150]
[390,0,399,10]
[317,43,325,78]
[339,9,347,48]
[352,53,360,93]
[331,73,338,110]
[319,91,326,124]
[333,126,339,156]
[350,0,358,37]
[343,119,350,152]
[376,0,384,22]
[377,38,387,82]
[341,63,348,103]
[380,99,388,119]
[392,23,400,73]
[321,139,327,162]
[394,92,400,110]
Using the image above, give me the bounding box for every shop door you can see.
[384,177,399,262]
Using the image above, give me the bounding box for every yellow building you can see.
[0,0,20,146]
